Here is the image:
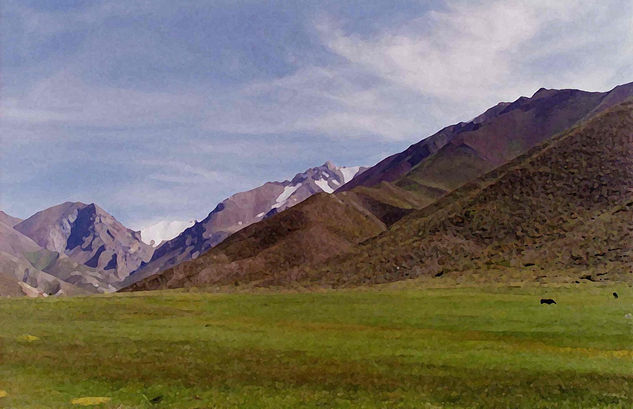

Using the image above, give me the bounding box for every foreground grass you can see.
[0,284,631,408]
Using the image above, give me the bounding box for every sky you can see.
[2,0,632,242]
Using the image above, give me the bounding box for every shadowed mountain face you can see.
[121,162,365,287]
[340,83,633,196]
[316,100,633,286]
[0,213,106,296]
[14,202,153,281]
[123,192,388,291]
[124,84,633,292]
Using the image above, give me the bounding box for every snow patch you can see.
[272,184,301,209]
[339,166,361,183]
[315,178,334,193]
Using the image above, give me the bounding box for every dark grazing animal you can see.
[149,395,163,404]
[613,292,619,299]
[540,298,556,305]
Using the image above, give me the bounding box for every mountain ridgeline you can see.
[0,204,137,296]
[124,82,633,292]
[2,83,632,296]
[121,162,365,288]
[342,84,633,195]
[319,100,633,286]
[14,202,154,281]
[0,162,365,296]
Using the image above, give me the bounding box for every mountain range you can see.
[2,82,632,296]
[120,162,365,287]
[320,100,633,286]
[0,162,364,296]
[123,82,633,292]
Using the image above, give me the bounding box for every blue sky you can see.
[2,0,632,238]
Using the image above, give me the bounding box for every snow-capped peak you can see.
[338,166,362,184]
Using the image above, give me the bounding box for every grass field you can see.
[0,284,631,408]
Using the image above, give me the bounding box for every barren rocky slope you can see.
[125,94,633,292]
[316,100,633,285]
[122,162,365,287]
[341,82,633,197]
[0,214,103,296]
[14,202,153,283]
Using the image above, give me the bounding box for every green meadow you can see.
[0,285,631,408]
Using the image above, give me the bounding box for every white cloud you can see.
[137,220,195,245]
[198,0,633,140]
[319,0,632,105]
[202,65,432,140]
[1,73,204,129]
[6,1,631,143]
[318,1,600,104]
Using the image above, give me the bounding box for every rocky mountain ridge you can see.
[123,83,633,292]
[340,82,633,195]
[0,213,110,296]
[121,162,366,287]
[14,202,154,282]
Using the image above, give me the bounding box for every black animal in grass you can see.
[148,395,163,404]
[613,292,619,299]
[540,298,556,305]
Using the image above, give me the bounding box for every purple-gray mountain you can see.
[0,208,117,296]
[0,162,364,295]
[122,162,365,287]
[14,202,154,281]
[123,81,633,292]
[339,82,633,194]
[4,81,633,296]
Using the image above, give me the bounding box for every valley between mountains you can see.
[2,83,632,296]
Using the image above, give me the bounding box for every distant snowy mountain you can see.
[122,161,366,287]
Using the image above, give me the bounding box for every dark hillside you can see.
[317,100,633,285]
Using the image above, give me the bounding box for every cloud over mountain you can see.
[2,0,632,229]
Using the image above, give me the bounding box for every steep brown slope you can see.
[316,100,633,285]
[340,83,633,196]
[124,86,633,292]
[334,84,633,252]
[124,192,387,291]
[122,162,365,288]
